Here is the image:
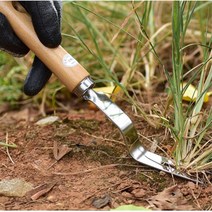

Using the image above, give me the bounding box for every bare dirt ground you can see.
[0,92,211,210]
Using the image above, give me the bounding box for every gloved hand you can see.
[0,1,62,96]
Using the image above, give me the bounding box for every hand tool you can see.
[0,1,197,182]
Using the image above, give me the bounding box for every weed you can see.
[163,1,212,173]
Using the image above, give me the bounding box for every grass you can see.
[0,1,211,177]
[168,1,211,173]
[0,54,26,105]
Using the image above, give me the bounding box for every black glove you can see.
[0,1,62,96]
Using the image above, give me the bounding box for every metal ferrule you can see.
[73,77,95,97]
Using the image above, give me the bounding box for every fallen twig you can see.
[0,113,7,121]
[0,142,17,148]
[5,132,15,164]
[52,163,146,176]
[82,132,126,146]
[190,189,202,210]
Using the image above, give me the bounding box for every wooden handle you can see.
[0,1,90,92]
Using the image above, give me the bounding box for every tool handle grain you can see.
[0,1,90,92]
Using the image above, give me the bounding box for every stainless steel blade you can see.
[83,88,197,182]
[130,142,197,181]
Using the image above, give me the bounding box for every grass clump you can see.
[164,1,211,174]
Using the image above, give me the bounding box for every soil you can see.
[0,92,211,210]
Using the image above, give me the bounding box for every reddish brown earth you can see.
[0,93,211,210]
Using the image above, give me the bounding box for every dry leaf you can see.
[181,82,211,103]
[27,182,56,201]
[92,195,111,209]
[35,116,59,126]
[147,185,194,210]
[186,182,196,190]
[53,140,72,161]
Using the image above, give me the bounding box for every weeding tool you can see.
[0,1,197,182]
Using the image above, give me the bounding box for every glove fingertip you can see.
[23,57,52,96]
[23,84,40,96]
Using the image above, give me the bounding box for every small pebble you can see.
[121,191,133,198]
[119,171,126,177]
[131,189,146,198]
[47,195,57,202]
[0,178,33,197]
[181,188,189,196]
[187,182,196,190]
[126,199,134,204]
